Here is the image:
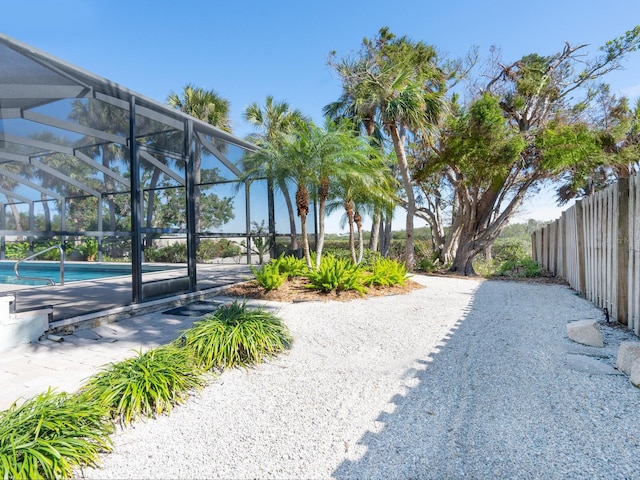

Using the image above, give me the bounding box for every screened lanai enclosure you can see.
[0,34,308,320]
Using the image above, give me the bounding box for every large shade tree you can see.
[412,26,640,275]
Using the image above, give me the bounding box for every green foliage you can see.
[272,254,309,278]
[251,261,287,291]
[322,246,381,267]
[0,389,112,479]
[537,121,600,173]
[197,238,241,261]
[77,346,204,425]
[250,220,271,264]
[495,257,543,278]
[75,238,99,261]
[145,239,242,263]
[144,242,187,263]
[491,238,530,263]
[444,93,527,184]
[364,257,408,287]
[4,241,63,261]
[306,256,367,295]
[4,242,30,260]
[179,301,292,370]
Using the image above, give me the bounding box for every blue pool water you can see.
[0,261,180,286]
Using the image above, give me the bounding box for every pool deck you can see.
[0,262,261,410]
[0,293,276,411]
[1,263,253,322]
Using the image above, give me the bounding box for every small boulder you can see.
[629,359,640,387]
[566,320,604,348]
[615,341,640,375]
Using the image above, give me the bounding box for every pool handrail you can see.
[14,245,65,286]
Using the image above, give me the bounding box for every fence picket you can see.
[532,172,640,332]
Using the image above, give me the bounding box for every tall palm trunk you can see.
[380,214,393,258]
[295,184,312,268]
[8,203,23,241]
[315,176,329,268]
[388,125,415,271]
[41,192,51,231]
[345,199,357,263]
[355,211,364,264]
[278,179,298,250]
[145,167,162,247]
[369,211,381,251]
[100,145,117,231]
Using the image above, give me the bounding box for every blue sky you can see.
[3,1,640,226]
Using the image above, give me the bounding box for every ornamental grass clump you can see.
[179,301,292,370]
[364,258,409,287]
[0,388,113,480]
[306,255,367,295]
[77,345,204,426]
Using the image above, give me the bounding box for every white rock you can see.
[566,320,604,347]
[629,359,640,387]
[615,341,640,375]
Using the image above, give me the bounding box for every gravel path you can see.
[78,275,640,479]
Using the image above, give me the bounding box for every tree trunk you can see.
[388,125,415,271]
[345,200,357,263]
[101,145,117,230]
[380,215,392,258]
[278,179,298,250]
[449,240,477,276]
[9,203,23,241]
[369,211,381,251]
[41,192,51,231]
[145,167,162,248]
[315,178,329,268]
[300,211,311,268]
[296,184,312,268]
[355,211,364,265]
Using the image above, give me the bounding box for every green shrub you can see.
[76,238,99,261]
[145,242,187,263]
[145,239,243,263]
[78,346,204,425]
[306,256,367,295]
[0,389,112,479]
[364,258,408,287]
[206,238,241,260]
[495,257,542,278]
[251,262,287,291]
[179,301,292,370]
[272,254,309,278]
[491,238,530,263]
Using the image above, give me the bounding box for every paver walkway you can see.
[0,293,270,411]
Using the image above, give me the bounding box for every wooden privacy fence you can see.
[532,173,640,334]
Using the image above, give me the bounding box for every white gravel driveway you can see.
[79,275,640,480]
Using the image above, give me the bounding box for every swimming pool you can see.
[0,261,182,286]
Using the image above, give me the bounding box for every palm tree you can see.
[69,100,128,231]
[324,60,387,253]
[243,119,382,268]
[311,118,389,267]
[167,84,231,235]
[328,28,447,271]
[242,96,308,251]
[327,150,398,264]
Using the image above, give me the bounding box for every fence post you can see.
[617,177,630,325]
[575,199,586,295]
